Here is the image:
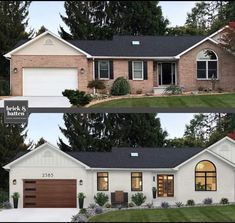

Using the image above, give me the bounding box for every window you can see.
[97,172,109,191]
[98,61,110,79]
[195,160,216,191]
[157,175,174,197]
[197,49,218,80]
[131,172,142,191]
[133,61,143,80]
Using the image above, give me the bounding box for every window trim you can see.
[157,174,174,197]
[195,160,217,192]
[131,172,143,191]
[196,49,219,81]
[132,61,144,80]
[98,60,110,80]
[97,172,109,191]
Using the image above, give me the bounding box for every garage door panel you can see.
[23,68,78,96]
[23,180,77,208]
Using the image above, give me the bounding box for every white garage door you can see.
[23,68,78,96]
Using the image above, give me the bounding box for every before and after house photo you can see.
[0,1,235,222]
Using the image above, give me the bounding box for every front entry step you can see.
[153,86,167,94]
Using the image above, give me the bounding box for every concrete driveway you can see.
[0,96,72,108]
[0,208,79,222]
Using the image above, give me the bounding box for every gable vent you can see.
[130,152,139,157]
[44,38,54,45]
[132,40,140,45]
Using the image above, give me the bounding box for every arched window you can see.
[197,49,218,80]
[195,160,216,191]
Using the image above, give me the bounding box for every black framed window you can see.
[195,160,217,191]
[97,172,109,191]
[197,49,218,80]
[98,61,110,79]
[132,61,144,80]
[157,175,174,197]
[131,172,142,191]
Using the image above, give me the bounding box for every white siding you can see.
[14,34,82,56]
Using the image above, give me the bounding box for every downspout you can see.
[92,58,96,95]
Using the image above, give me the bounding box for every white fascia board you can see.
[88,168,176,172]
[92,56,178,60]
[209,25,229,38]
[3,142,90,170]
[175,37,219,59]
[206,136,235,151]
[4,30,92,58]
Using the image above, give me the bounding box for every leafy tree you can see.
[58,113,167,151]
[0,114,30,191]
[34,137,47,148]
[219,25,235,53]
[166,25,205,36]
[35,25,47,36]
[59,1,168,40]
[0,1,32,82]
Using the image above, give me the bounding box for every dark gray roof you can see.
[66,147,204,168]
[12,35,206,57]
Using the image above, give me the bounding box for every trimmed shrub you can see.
[111,77,130,96]
[0,80,10,96]
[94,193,109,207]
[161,202,169,209]
[79,208,87,215]
[87,80,106,91]
[71,213,88,222]
[164,85,182,95]
[187,199,195,206]
[131,193,146,206]
[175,202,183,208]
[203,198,213,205]
[220,198,229,205]
[128,202,135,208]
[1,201,12,209]
[62,89,92,107]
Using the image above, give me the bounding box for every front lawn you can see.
[90,93,235,108]
[89,205,235,222]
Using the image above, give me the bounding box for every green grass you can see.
[89,205,235,222]
[91,93,235,108]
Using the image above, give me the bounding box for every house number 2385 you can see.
[42,173,54,178]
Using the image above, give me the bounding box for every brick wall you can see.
[178,40,235,92]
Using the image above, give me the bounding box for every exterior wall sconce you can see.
[79,180,83,185]
[13,179,17,185]
[13,68,18,73]
[80,68,85,75]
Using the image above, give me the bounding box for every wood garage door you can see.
[23,180,77,208]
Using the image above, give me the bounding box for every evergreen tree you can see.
[0,1,32,82]
[34,137,47,147]
[58,113,167,151]
[0,114,30,191]
[35,25,47,36]
[59,1,168,40]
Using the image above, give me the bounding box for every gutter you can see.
[87,168,177,172]
[91,56,179,60]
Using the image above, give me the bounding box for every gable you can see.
[207,137,235,164]
[13,33,83,56]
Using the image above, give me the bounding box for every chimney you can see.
[228,131,235,140]
[229,21,235,29]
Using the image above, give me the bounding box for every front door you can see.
[158,63,176,86]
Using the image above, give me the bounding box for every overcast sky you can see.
[27,1,196,34]
[25,1,197,145]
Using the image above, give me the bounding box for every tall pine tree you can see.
[59,1,168,40]
[0,114,30,191]
[58,113,167,151]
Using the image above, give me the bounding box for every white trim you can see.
[3,142,90,170]
[4,30,92,58]
[132,61,144,80]
[89,168,176,172]
[209,25,229,38]
[158,62,177,86]
[175,37,218,58]
[206,136,235,151]
[93,56,178,60]
[98,60,110,80]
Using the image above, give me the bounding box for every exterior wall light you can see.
[13,179,17,185]
[13,68,18,73]
[80,68,85,75]
[79,180,83,185]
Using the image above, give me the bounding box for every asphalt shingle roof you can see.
[66,147,204,168]
[12,35,206,57]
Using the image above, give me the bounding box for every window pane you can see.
[99,61,109,79]
[98,172,108,177]
[131,173,142,191]
[100,61,109,70]
[206,177,216,191]
[196,172,205,177]
[196,161,216,171]
[133,70,143,79]
[100,69,109,79]
[158,175,174,197]
[97,177,108,191]
[197,61,206,69]
[132,172,142,177]
[207,172,216,177]
[196,177,206,190]
[197,70,206,79]
[208,70,217,79]
[134,62,142,70]
[197,50,217,60]
[208,61,217,69]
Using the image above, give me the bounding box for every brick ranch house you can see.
[4,23,235,96]
[3,136,235,208]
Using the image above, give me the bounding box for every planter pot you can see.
[152,191,156,199]
[79,198,84,209]
[13,198,18,209]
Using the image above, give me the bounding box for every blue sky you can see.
[27,1,196,34]
[25,1,197,145]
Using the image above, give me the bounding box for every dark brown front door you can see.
[23,179,77,208]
